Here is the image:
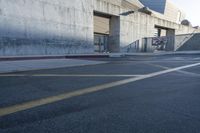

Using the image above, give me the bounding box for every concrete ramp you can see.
[177,33,200,51]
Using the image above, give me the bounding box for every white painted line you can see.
[0,62,200,117]
[147,63,200,77]
[174,70,200,77]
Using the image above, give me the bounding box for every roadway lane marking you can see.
[0,74,27,77]
[0,62,200,117]
[0,74,144,77]
[147,63,200,77]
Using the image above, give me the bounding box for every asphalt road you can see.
[0,54,200,133]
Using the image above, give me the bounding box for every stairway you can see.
[177,33,200,51]
[125,40,140,53]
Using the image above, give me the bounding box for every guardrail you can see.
[126,40,140,53]
[175,29,198,51]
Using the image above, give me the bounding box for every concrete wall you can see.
[0,0,198,56]
[94,0,121,16]
[120,12,155,48]
[0,0,94,56]
[164,1,185,23]
[95,0,199,52]
[119,11,196,51]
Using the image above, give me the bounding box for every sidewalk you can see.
[0,59,107,74]
[0,54,109,61]
[124,51,200,56]
[0,51,199,74]
[1,51,199,61]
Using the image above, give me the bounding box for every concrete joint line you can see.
[0,62,200,117]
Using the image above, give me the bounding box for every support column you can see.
[165,29,175,51]
[108,16,120,53]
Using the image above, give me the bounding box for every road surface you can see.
[0,54,200,133]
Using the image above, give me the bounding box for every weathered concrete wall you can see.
[120,12,155,49]
[0,0,94,56]
[94,0,121,16]
[94,0,198,52]
[0,0,198,56]
[119,11,196,52]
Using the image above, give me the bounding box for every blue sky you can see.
[169,0,199,26]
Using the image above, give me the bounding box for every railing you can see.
[175,29,198,51]
[125,40,140,53]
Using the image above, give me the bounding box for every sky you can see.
[169,0,199,26]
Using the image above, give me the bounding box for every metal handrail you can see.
[126,40,140,53]
[176,29,198,51]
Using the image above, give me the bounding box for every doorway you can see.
[94,34,108,53]
[93,12,120,53]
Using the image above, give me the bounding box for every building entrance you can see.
[154,25,175,51]
[93,12,120,53]
[94,34,108,53]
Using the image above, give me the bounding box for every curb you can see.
[0,54,110,62]
[0,51,200,61]
[124,51,200,56]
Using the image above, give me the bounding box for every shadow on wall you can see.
[0,31,94,56]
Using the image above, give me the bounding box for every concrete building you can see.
[139,0,186,23]
[0,0,198,56]
[139,0,166,13]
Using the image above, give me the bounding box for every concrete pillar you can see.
[165,29,175,51]
[142,38,154,52]
[108,16,120,53]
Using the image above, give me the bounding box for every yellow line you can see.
[31,74,143,77]
[0,74,143,77]
[0,62,200,117]
[0,74,27,77]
